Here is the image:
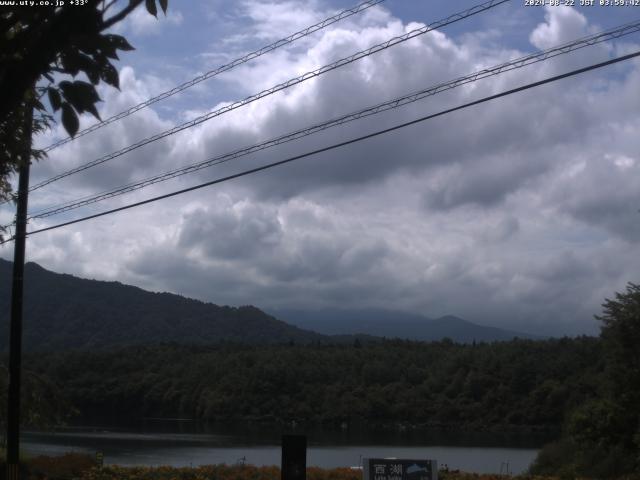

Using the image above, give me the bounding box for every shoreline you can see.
[3,454,556,480]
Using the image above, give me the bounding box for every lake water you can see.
[22,421,550,475]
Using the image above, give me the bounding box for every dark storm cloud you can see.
[549,155,640,243]
[422,152,548,210]
[178,204,283,260]
[174,199,390,285]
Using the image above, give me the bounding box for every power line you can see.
[26,19,640,220]
[41,0,387,153]
[28,0,510,193]
[2,50,636,245]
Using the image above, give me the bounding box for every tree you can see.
[0,0,170,458]
[0,365,76,445]
[598,282,640,404]
[0,0,169,205]
[531,283,640,478]
[596,282,640,459]
[563,284,640,476]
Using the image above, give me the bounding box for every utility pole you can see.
[6,104,33,480]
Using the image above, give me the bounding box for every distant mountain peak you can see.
[270,308,540,343]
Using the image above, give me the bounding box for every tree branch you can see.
[101,0,145,30]
[103,0,119,13]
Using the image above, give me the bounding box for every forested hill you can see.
[1,259,541,351]
[0,259,324,351]
[25,337,602,430]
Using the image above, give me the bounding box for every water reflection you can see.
[22,420,552,475]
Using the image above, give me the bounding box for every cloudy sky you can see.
[1,0,639,336]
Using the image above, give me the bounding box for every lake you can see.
[22,421,551,475]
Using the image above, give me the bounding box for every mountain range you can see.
[271,308,539,342]
[0,259,322,351]
[1,259,537,351]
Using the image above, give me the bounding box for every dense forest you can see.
[22,337,602,430]
[1,268,637,477]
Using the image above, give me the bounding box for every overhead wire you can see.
[25,19,640,220]
[1,50,636,245]
[0,0,387,209]
[27,0,510,193]
[41,0,388,153]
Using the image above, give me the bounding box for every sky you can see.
[1,0,639,336]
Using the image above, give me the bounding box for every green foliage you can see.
[532,283,640,478]
[61,102,79,137]
[528,438,580,479]
[567,399,631,450]
[0,0,170,204]
[24,337,602,430]
[598,283,640,414]
[0,363,76,430]
[531,436,637,480]
[0,92,50,205]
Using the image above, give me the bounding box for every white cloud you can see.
[3,2,639,337]
[529,6,589,50]
[115,6,184,36]
[242,0,325,42]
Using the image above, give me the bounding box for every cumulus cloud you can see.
[529,6,590,50]
[3,2,640,336]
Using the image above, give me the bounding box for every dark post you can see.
[281,434,306,480]
[6,106,33,480]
